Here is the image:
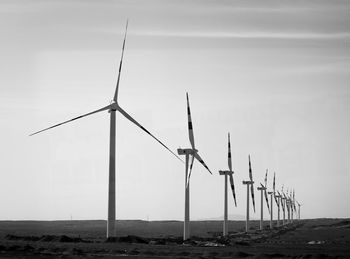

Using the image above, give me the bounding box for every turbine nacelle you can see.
[109,102,119,112]
[177,148,198,155]
[257,183,267,191]
[219,170,233,176]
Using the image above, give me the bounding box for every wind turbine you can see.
[218,133,237,236]
[291,189,296,223]
[293,189,297,221]
[242,155,255,232]
[281,186,286,225]
[275,190,282,227]
[273,173,281,227]
[177,92,212,240]
[30,22,181,238]
[288,189,294,224]
[296,200,302,220]
[257,169,270,230]
[285,188,291,224]
[267,172,277,229]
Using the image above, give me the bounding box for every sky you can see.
[0,0,349,221]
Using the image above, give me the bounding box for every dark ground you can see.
[0,218,349,258]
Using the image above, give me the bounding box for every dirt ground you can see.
[0,218,349,258]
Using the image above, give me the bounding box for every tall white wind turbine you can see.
[177,93,212,240]
[218,133,237,236]
[30,22,181,238]
[242,155,255,232]
[257,170,270,230]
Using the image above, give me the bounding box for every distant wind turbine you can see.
[267,172,276,229]
[285,188,291,224]
[257,169,270,231]
[30,21,181,238]
[242,155,255,232]
[293,189,297,221]
[291,189,296,223]
[273,173,281,227]
[177,93,212,240]
[296,200,302,220]
[281,186,286,225]
[275,190,282,227]
[287,189,293,224]
[218,133,237,236]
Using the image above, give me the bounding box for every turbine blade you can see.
[186,93,195,149]
[186,154,195,188]
[274,194,279,207]
[264,169,268,187]
[251,184,255,212]
[248,155,255,212]
[248,155,253,181]
[193,152,212,174]
[229,174,237,207]
[283,191,287,200]
[293,189,295,202]
[293,190,296,210]
[228,133,232,171]
[273,172,276,193]
[264,189,270,214]
[117,106,182,162]
[113,20,128,102]
[30,105,111,136]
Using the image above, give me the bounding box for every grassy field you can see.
[0,219,263,239]
[0,218,349,258]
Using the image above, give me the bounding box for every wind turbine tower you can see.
[218,133,237,236]
[30,22,181,238]
[257,170,270,231]
[242,155,255,232]
[177,93,212,240]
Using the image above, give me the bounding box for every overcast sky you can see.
[0,0,349,221]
